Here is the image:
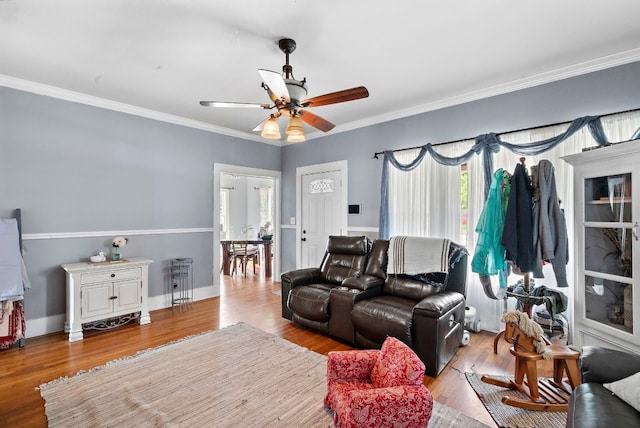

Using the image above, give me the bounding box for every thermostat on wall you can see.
[348,204,361,215]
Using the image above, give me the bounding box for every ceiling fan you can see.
[200,38,369,142]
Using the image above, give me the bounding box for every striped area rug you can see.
[466,372,568,428]
[39,323,488,427]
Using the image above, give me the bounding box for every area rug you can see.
[466,372,568,428]
[39,322,489,427]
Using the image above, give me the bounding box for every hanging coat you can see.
[471,169,510,289]
[532,159,569,287]
[501,163,536,272]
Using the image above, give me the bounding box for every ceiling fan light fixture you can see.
[260,117,281,139]
[286,116,305,136]
[287,133,306,143]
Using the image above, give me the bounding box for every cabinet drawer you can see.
[81,267,142,285]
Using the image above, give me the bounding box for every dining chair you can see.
[231,241,259,277]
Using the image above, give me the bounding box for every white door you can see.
[300,170,344,267]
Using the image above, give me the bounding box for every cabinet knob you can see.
[110,273,116,278]
[109,296,118,300]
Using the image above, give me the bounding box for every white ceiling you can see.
[2,1,639,144]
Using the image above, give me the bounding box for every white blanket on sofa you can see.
[388,236,451,275]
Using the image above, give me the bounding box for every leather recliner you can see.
[283,236,372,336]
[351,239,468,376]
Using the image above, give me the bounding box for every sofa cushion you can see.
[580,346,640,384]
[321,253,368,285]
[326,235,370,255]
[604,371,640,412]
[370,337,425,388]
[352,296,415,347]
[568,383,640,428]
[383,274,442,301]
[319,236,369,285]
[364,239,389,280]
[287,284,332,322]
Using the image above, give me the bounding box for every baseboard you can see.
[25,285,219,339]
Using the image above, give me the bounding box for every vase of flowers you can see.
[112,236,128,261]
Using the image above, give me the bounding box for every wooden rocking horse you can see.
[481,310,581,411]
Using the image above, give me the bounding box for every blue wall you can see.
[2,60,639,335]
[280,61,640,271]
[1,87,280,325]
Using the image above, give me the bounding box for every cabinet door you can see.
[82,282,114,319]
[582,171,635,336]
[115,280,142,312]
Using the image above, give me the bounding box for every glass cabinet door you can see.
[583,173,633,333]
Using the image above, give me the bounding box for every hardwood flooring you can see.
[0,269,556,427]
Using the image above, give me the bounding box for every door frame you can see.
[295,160,348,269]
[213,163,281,294]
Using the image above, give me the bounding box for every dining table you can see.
[221,239,273,278]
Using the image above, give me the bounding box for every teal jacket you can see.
[471,169,510,289]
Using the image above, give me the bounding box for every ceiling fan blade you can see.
[252,112,281,132]
[200,101,271,109]
[258,69,290,102]
[200,101,274,110]
[264,85,280,104]
[301,86,369,108]
[299,110,335,132]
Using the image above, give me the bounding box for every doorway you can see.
[296,160,348,269]
[213,163,281,294]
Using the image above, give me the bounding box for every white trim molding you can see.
[23,227,214,241]
[5,48,639,145]
[348,226,379,233]
[0,74,275,145]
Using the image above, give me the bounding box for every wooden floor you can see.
[0,269,556,427]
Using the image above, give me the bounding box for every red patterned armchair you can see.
[324,336,433,428]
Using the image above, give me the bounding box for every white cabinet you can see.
[61,257,153,342]
[563,142,639,354]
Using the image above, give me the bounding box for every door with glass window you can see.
[301,170,343,267]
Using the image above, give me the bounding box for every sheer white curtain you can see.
[466,125,592,331]
[387,143,464,241]
[387,111,640,334]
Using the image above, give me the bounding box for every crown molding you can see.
[325,48,640,137]
[3,48,639,145]
[0,74,277,145]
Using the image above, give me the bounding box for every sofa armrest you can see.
[413,291,465,318]
[281,267,321,288]
[343,275,384,291]
[327,349,379,381]
[580,346,640,384]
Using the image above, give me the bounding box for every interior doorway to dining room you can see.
[213,164,281,294]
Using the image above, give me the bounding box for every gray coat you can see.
[532,159,569,287]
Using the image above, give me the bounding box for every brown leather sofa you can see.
[566,346,640,427]
[281,235,468,376]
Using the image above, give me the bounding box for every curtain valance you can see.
[379,115,609,239]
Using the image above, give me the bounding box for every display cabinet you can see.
[563,141,639,354]
[61,257,153,342]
